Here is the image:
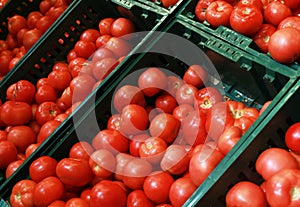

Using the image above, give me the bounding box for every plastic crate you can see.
[134,0,184,14]
[0,17,297,205]
[182,79,300,207]
[176,0,300,76]
[0,0,167,187]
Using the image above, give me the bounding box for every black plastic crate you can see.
[177,0,300,75]
[0,18,297,205]
[0,0,168,187]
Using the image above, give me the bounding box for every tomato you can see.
[35,101,62,126]
[169,177,197,207]
[10,179,37,207]
[127,190,155,207]
[252,23,276,53]
[6,80,36,104]
[155,93,178,114]
[0,101,32,126]
[91,47,115,62]
[265,168,300,206]
[236,0,264,12]
[226,181,267,207]
[175,83,198,105]
[166,75,183,97]
[138,67,168,97]
[16,28,29,47]
[278,16,300,31]
[99,18,115,36]
[139,137,168,164]
[129,133,149,157]
[172,104,194,122]
[0,130,7,141]
[115,153,134,181]
[149,113,180,144]
[80,28,100,43]
[111,17,136,37]
[36,120,61,143]
[69,74,96,102]
[264,1,292,26]
[268,27,300,63]
[48,70,72,91]
[92,57,118,80]
[107,113,121,131]
[89,149,116,178]
[48,200,66,207]
[205,0,234,28]
[29,156,57,182]
[23,29,43,51]
[105,37,132,58]
[282,0,300,11]
[90,180,127,207]
[80,188,92,203]
[74,40,97,59]
[96,34,111,48]
[35,85,57,104]
[36,15,54,33]
[8,15,28,37]
[195,0,216,22]
[255,147,299,180]
[7,125,36,152]
[46,6,67,21]
[5,159,24,178]
[64,198,89,207]
[161,0,178,8]
[122,158,153,190]
[217,125,242,155]
[183,64,208,89]
[194,86,223,113]
[69,141,94,160]
[25,143,40,158]
[230,4,263,36]
[33,176,65,207]
[56,157,93,186]
[285,122,300,154]
[0,53,13,75]
[56,87,73,111]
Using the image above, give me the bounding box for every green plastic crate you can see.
[177,0,300,76]
[0,0,168,187]
[0,17,296,205]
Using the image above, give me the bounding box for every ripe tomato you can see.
[89,180,127,207]
[25,143,40,158]
[33,176,65,207]
[105,37,131,58]
[95,34,111,48]
[5,159,24,178]
[127,190,155,207]
[0,101,32,126]
[10,179,37,207]
[268,27,300,63]
[183,64,208,89]
[129,133,149,157]
[217,125,242,155]
[29,156,57,183]
[92,57,118,80]
[80,28,100,43]
[194,86,223,113]
[155,93,178,114]
[264,1,292,26]
[195,0,215,22]
[91,47,115,62]
[255,147,299,180]
[282,0,300,11]
[175,83,198,105]
[35,85,57,104]
[106,113,121,131]
[161,0,178,8]
[236,0,264,12]
[36,15,54,33]
[138,67,168,97]
[98,18,115,36]
[230,4,263,36]
[169,177,197,207]
[65,198,89,207]
[0,53,13,75]
[47,70,72,91]
[166,75,183,97]
[8,15,28,37]
[278,16,300,31]
[226,181,267,207]
[89,149,116,178]
[23,29,43,51]
[74,40,97,59]
[149,113,180,144]
[110,17,136,37]
[36,120,61,143]
[48,200,66,207]
[139,136,168,164]
[35,101,62,126]
[69,74,96,102]
[7,125,36,152]
[172,104,194,122]
[69,141,94,161]
[56,157,93,186]
[285,122,300,154]
[205,0,234,28]
[6,80,36,104]
[252,23,276,53]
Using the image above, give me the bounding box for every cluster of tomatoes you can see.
[7,63,267,207]
[0,0,72,79]
[194,0,300,64]
[0,17,135,181]
[225,122,300,206]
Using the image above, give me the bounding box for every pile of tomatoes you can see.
[7,63,268,207]
[0,0,73,79]
[194,0,300,64]
[225,122,300,206]
[0,17,135,181]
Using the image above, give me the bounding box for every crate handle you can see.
[111,0,134,9]
[216,26,253,48]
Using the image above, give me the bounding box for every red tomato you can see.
[205,0,234,28]
[29,156,58,183]
[226,181,267,207]
[155,93,178,114]
[265,168,300,206]
[65,198,89,207]
[282,0,300,11]
[195,0,216,22]
[7,125,36,152]
[35,85,57,104]
[56,87,73,111]
[80,28,100,43]
[69,74,96,102]
[36,15,54,33]
[35,101,62,126]
[105,37,132,58]
[175,83,198,105]
[169,177,197,207]
[114,153,134,181]
[92,57,118,80]
[230,4,263,36]
[89,149,116,178]
[183,64,208,88]
[98,18,115,36]
[138,67,168,97]
[217,125,242,155]
[36,120,61,143]
[25,143,40,158]
[74,40,97,59]
[127,190,155,207]
[252,23,276,53]
[255,147,299,180]
[95,34,111,48]
[0,130,7,141]
[268,27,300,63]
[56,158,93,186]
[166,75,183,97]
[194,86,223,113]
[69,141,94,161]
[0,53,13,75]
[264,1,292,26]
[278,16,300,31]
[149,113,181,144]
[8,15,28,36]
[91,47,115,62]
[10,179,37,207]
[107,113,121,131]
[161,0,178,8]
[6,80,36,104]
[90,180,127,207]
[139,137,168,164]
[285,122,300,154]
[0,101,32,126]
[48,200,66,207]
[143,171,174,204]
[129,133,149,157]
[80,188,92,203]
[48,70,72,91]
[23,29,43,51]
[236,0,264,12]
[110,18,136,37]
[5,159,24,178]
[33,176,65,207]
[172,104,194,122]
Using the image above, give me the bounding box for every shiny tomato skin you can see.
[65,198,89,207]
[236,0,264,12]
[155,93,178,114]
[205,0,234,28]
[90,180,127,207]
[166,75,183,97]
[127,190,155,207]
[92,57,118,80]
[195,0,215,22]
[69,74,96,102]
[285,122,300,154]
[0,101,32,126]
[217,125,242,155]
[48,200,66,207]
[278,16,300,31]
[226,181,267,207]
[48,70,72,91]
[175,83,198,105]
[35,101,62,126]
[282,0,300,11]
[6,80,36,104]
[139,137,168,164]
[10,179,37,207]
[74,40,96,59]
[172,104,194,122]
[25,143,40,158]
[29,156,58,183]
[56,158,93,187]
[7,125,36,152]
[23,29,43,51]
[0,140,18,169]
[129,133,149,157]
[69,141,94,161]
[107,113,121,131]
[35,85,57,104]
[105,37,131,58]
[36,120,61,143]
[252,23,276,53]
[80,28,100,43]
[89,149,116,178]
[255,147,299,180]
[110,17,136,37]
[5,159,24,179]
[183,64,208,88]
[8,15,28,36]
[264,1,292,26]
[194,86,223,114]
[99,18,115,36]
